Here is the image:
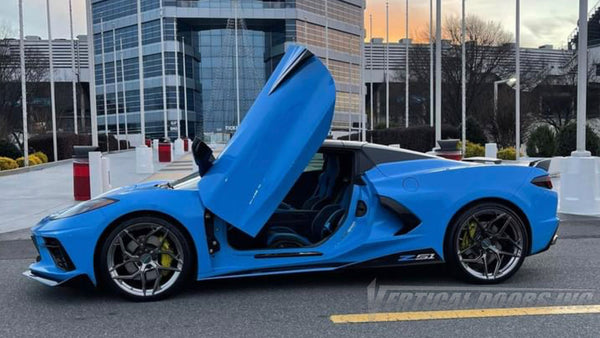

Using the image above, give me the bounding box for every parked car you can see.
[24,45,559,301]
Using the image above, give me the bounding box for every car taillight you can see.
[532,175,553,189]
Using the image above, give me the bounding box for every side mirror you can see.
[192,138,214,176]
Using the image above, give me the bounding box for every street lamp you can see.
[493,77,517,119]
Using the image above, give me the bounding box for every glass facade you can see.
[91,0,364,140]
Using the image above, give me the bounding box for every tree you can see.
[402,15,513,132]
[0,26,48,152]
[529,52,599,131]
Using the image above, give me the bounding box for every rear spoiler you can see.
[192,138,214,176]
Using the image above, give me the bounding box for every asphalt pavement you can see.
[0,214,599,337]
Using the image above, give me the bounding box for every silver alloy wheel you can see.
[107,223,184,297]
[456,208,525,280]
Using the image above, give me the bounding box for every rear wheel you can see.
[98,217,192,301]
[445,202,529,284]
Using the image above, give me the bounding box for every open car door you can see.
[198,45,336,237]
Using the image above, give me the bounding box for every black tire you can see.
[444,202,529,284]
[98,216,193,301]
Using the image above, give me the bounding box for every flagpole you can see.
[515,0,521,160]
[360,3,366,142]
[369,14,373,138]
[19,0,28,167]
[461,0,466,155]
[120,38,129,149]
[429,0,434,127]
[69,0,78,135]
[100,18,109,151]
[182,36,189,139]
[325,0,329,67]
[136,0,146,141]
[385,0,389,128]
[160,0,168,138]
[85,0,98,147]
[46,0,58,162]
[576,0,589,154]
[435,0,442,143]
[174,20,181,140]
[113,28,120,151]
[234,0,241,126]
[405,0,409,128]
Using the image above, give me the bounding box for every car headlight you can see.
[51,198,118,219]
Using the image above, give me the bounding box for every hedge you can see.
[0,157,18,171]
[342,125,460,153]
[556,123,600,156]
[498,147,517,160]
[16,155,43,167]
[526,125,556,157]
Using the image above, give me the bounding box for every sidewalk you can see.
[0,150,194,240]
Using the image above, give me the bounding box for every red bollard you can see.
[183,138,189,152]
[72,146,98,201]
[73,161,91,201]
[158,142,172,162]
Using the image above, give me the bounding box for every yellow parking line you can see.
[330,305,600,324]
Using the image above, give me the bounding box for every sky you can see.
[0,0,593,49]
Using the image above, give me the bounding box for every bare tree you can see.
[0,26,48,152]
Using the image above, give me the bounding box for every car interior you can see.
[227,150,355,250]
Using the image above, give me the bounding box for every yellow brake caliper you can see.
[460,221,478,251]
[159,237,173,276]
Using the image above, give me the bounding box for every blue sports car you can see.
[24,45,559,301]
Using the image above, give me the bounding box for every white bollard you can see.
[485,143,498,159]
[89,151,103,198]
[152,139,159,158]
[136,146,154,174]
[101,156,112,192]
[174,138,185,156]
[559,155,600,216]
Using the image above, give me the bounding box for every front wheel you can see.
[98,216,193,301]
[445,203,529,284]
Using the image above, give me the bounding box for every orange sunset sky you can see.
[0,0,593,49]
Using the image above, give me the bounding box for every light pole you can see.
[120,39,129,148]
[19,0,28,167]
[461,0,466,155]
[435,0,442,143]
[515,0,521,160]
[69,0,78,135]
[493,77,517,133]
[46,0,58,162]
